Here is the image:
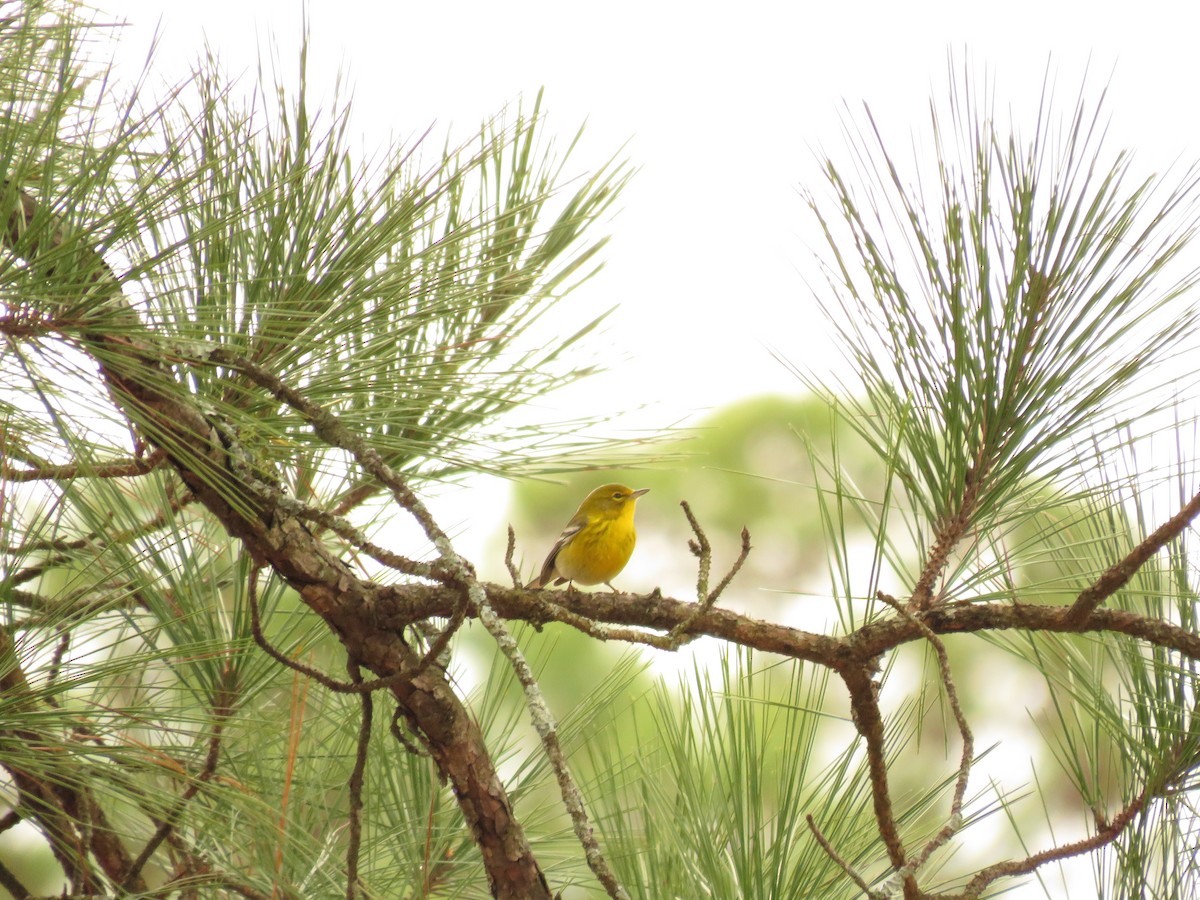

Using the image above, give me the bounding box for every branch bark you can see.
[8,179,1197,899]
[3,185,551,899]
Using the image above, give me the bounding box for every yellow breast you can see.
[555,515,637,586]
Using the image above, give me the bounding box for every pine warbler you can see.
[527,483,649,591]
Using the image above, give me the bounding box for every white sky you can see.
[101,0,1200,592]
[107,0,1200,428]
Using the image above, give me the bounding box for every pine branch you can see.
[5,178,554,899]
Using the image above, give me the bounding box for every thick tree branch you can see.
[4,184,551,899]
[378,584,1200,664]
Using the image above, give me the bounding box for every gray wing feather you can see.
[530,520,584,587]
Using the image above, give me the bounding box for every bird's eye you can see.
[612,491,623,500]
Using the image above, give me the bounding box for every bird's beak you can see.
[630,488,650,498]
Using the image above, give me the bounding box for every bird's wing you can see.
[528,519,585,588]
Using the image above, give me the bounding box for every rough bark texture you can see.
[4,186,550,898]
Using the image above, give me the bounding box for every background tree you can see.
[3,3,1200,898]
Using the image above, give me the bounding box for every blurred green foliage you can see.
[510,393,881,602]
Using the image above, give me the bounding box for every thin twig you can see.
[3,534,91,556]
[247,565,364,692]
[0,857,31,899]
[680,500,711,595]
[473,604,629,900]
[1067,485,1200,624]
[389,706,430,759]
[878,592,974,877]
[706,525,752,604]
[805,814,882,899]
[122,672,236,889]
[1,448,167,481]
[530,592,675,650]
[273,493,443,581]
[346,663,373,900]
[247,565,419,695]
[954,786,1149,899]
[44,626,70,706]
[408,607,468,679]
[668,514,751,649]
[504,525,522,587]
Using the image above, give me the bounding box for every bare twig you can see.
[8,551,83,587]
[346,663,373,900]
[273,493,442,581]
[668,510,751,648]
[504,524,522,587]
[246,565,366,693]
[473,604,628,900]
[247,566,415,695]
[122,670,236,889]
[840,665,911,878]
[408,609,468,679]
[0,857,31,899]
[1,448,166,481]
[6,586,143,629]
[2,534,91,556]
[806,814,882,899]
[953,787,1149,899]
[247,565,463,693]
[878,592,974,877]
[680,500,712,593]
[1067,485,1200,624]
[706,525,753,604]
[44,626,70,705]
[389,706,430,759]
[530,593,678,651]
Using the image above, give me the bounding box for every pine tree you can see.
[3,4,1199,898]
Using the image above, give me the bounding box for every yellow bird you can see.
[527,483,649,591]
